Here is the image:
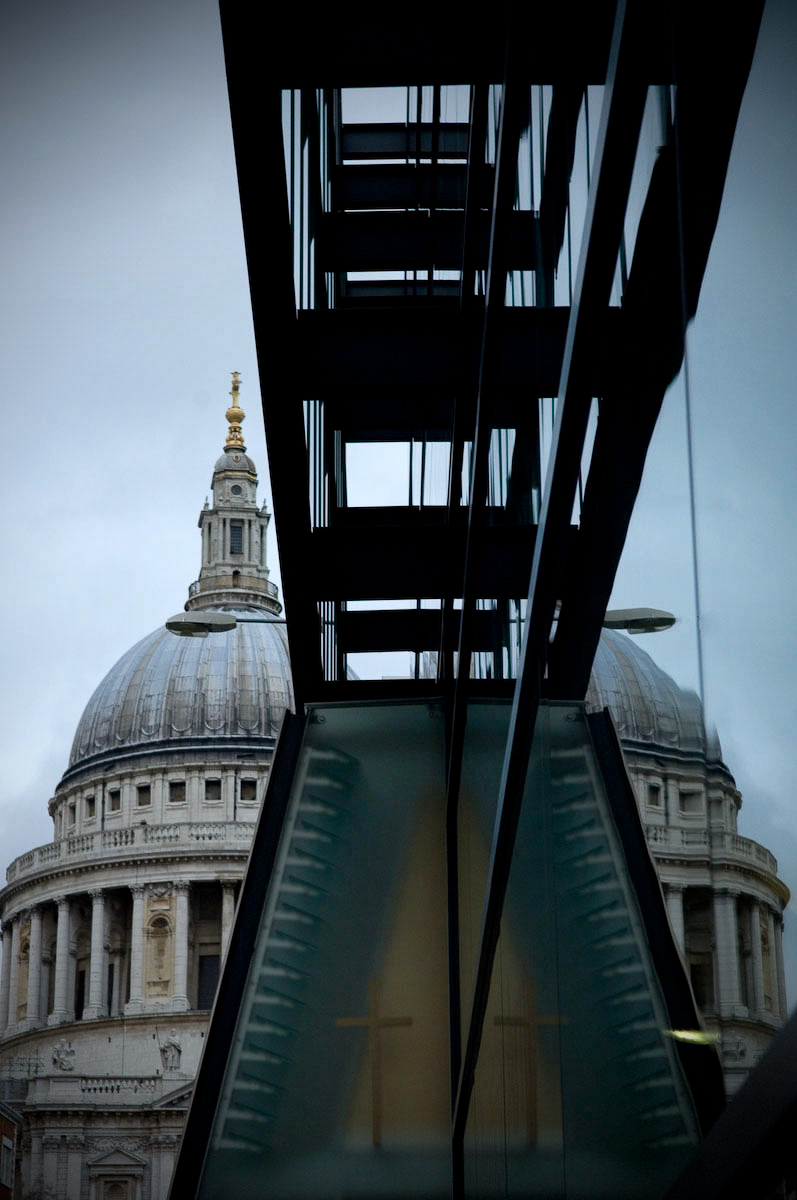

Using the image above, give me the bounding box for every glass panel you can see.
[464,703,703,1198]
[198,702,450,1200]
[457,701,512,1059]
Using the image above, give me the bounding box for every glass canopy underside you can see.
[197,702,703,1199]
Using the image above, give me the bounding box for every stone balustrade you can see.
[27,1073,165,1104]
[644,825,778,875]
[80,1076,159,1096]
[5,821,254,884]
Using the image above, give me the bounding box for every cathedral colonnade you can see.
[0,877,238,1039]
[662,879,787,1025]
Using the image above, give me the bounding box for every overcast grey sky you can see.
[1,1,796,991]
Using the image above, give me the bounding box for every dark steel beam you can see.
[332,163,493,210]
[216,69,321,712]
[339,280,460,307]
[447,45,528,789]
[295,306,593,402]
[251,1,623,88]
[537,83,585,303]
[341,122,469,161]
[320,209,536,272]
[453,0,649,1145]
[304,522,551,599]
[337,606,499,654]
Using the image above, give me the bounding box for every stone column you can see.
[49,895,72,1025]
[713,888,744,1017]
[6,914,21,1034]
[766,906,780,1019]
[25,1127,41,1200]
[188,767,201,814]
[0,921,13,1035]
[223,769,236,820]
[749,901,766,1018]
[221,881,236,959]
[172,881,191,1011]
[65,1136,84,1199]
[664,884,686,955]
[125,885,146,1015]
[774,912,788,1020]
[24,905,43,1029]
[666,777,681,826]
[42,1137,60,1196]
[41,947,52,1022]
[84,890,107,1019]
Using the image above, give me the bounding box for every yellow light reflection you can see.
[664,1029,721,1045]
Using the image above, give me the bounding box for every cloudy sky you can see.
[1,1,796,991]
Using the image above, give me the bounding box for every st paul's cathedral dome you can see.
[0,375,788,1200]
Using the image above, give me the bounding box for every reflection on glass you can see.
[197,702,450,1200]
[196,700,705,1200]
[463,703,702,1199]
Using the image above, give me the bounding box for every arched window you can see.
[144,913,173,1000]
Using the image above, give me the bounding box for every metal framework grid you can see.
[169,1,767,1195]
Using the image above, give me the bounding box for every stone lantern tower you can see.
[0,378,292,1200]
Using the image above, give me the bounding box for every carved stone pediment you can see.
[154,1081,194,1109]
[87,1146,147,1171]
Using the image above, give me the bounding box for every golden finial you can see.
[224,371,246,450]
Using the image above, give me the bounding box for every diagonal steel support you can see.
[452,0,649,1146]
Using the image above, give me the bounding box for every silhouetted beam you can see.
[320,210,536,272]
[338,607,499,654]
[537,84,585,302]
[220,87,321,709]
[253,2,620,88]
[295,307,614,400]
[453,0,649,1148]
[304,524,565,600]
[333,163,494,210]
[340,122,470,160]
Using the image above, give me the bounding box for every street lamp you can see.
[167,609,673,639]
[165,612,285,637]
[602,607,675,634]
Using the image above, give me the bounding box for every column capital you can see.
[173,880,192,895]
[88,888,105,903]
[664,881,686,895]
[54,894,69,909]
[130,884,147,900]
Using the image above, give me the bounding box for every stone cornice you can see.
[649,848,790,906]
[56,736,276,791]
[1,824,251,911]
[0,1008,209,1055]
[620,738,736,781]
